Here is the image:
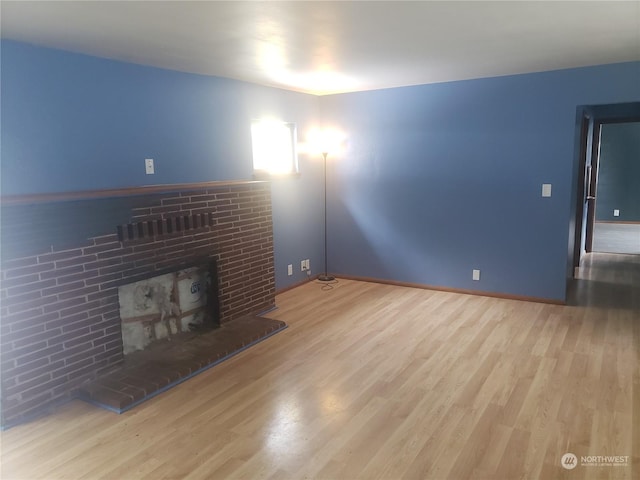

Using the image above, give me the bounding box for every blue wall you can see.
[0,40,324,290]
[320,63,640,302]
[595,122,640,222]
[3,40,640,302]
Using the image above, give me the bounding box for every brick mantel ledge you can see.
[0,180,269,205]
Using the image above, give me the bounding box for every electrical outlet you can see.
[145,158,155,175]
[541,184,552,197]
[472,269,481,281]
[301,260,307,272]
[287,264,293,276]
[614,209,620,217]
[305,259,310,270]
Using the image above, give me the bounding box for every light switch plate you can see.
[542,184,552,197]
[472,269,481,281]
[145,158,155,175]
[614,209,620,217]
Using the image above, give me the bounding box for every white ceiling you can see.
[2,1,639,95]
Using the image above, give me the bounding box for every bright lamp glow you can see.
[306,128,346,157]
[251,120,298,174]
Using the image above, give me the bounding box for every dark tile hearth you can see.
[78,315,286,413]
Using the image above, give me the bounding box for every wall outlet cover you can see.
[472,269,481,281]
[541,183,552,197]
[614,209,620,217]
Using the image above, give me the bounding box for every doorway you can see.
[571,102,640,277]
[591,121,640,254]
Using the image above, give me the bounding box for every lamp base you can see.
[318,274,335,282]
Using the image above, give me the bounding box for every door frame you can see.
[572,106,640,276]
[571,113,591,274]
[584,120,602,253]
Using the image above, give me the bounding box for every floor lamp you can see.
[318,150,335,282]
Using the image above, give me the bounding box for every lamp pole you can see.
[318,151,334,282]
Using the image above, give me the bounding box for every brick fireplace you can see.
[0,181,276,427]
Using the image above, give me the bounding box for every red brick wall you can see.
[0,182,275,426]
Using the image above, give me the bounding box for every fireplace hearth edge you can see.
[78,314,287,413]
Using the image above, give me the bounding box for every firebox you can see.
[118,260,220,354]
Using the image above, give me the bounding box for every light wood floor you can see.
[1,253,638,479]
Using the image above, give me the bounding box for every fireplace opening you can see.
[117,259,220,355]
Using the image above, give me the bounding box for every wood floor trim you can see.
[335,274,566,305]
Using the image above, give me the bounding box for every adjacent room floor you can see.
[1,252,638,479]
[592,222,640,255]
